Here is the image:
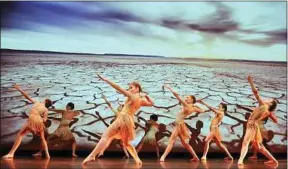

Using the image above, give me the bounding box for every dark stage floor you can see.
[1,157,286,169]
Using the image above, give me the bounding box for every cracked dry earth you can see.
[1,54,287,153]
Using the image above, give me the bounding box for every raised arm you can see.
[97,74,132,98]
[193,105,206,113]
[247,75,264,105]
[163,84,188,107]
[141,95,154,107]
[268,111,278,123]
[48,108,65,114]
[13,84,35,103]
[197,100,220,115]
[43,110,48,122]
[102,94,118,114]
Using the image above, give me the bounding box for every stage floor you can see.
[1,157,286,169]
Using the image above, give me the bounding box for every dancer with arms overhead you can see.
[3,84,52,159]
[160,84,204,162]
[238,75,278,165]
[82,74,154,165]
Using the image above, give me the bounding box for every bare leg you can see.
[180,139,199,161]
[40,131,50,159]
[98,137,114,157]
[3,127,29,158]
[82,136,114,165]
[248,143,258,160]
[256,143,278,165]
[156,143,160,159]
[160,137,176,162]
[72,140,78,157]
[125,143,142,165]
[121,142,130,159]
[238,128,253,165]
[201,135,213,161]
[215,141,233,160]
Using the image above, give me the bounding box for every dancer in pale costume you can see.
[238,76,278,165]
[82,74,154,165]
[33,102,80,157]
[97,94,130,158]
[236,105,274,160]
[197,100,233,161]
[136,114,160,158]
[160,84,205,162]
[2,84,52,159]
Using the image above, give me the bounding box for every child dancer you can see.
[82,74,154,165]
[33,102,80,157]
[136,114,160,158]
[238,76,278,165]
[197,100,233,161]
[2,84,52,159]
[160,84,204,162]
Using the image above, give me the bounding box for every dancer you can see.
[160,84,204,162]
[33,102,80,157]
[97,94,129,158]
[238,75,278,165]
[2,84,52,159]
[136,114,160,158]
[197,100,233,161]
[82,74,154,165]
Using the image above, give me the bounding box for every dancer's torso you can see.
[210,111,224,129]
[30,102,48,117]
[119,95,143,116]
[146,120,159,133]
[248,105,269,123]
[175,104,195,123]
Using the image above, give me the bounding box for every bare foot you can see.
[159,157,165,162]
[201,157,206,161]
[135,159,142,165]
[238,160,244,165]
[72,154,78,158]
[248,156,257,160]
[224,157,233,161]
[32,152,42,157]
[82,156,95,165]
[190,157,200,162]
[46,155,50,159]
[264,160,278,165]
[2,154,14,159]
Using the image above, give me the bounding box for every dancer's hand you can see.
[163,84,171,90]
[97,74,106,81]
[13,84,20,90]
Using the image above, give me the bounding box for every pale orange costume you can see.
[25,102,48,134]
[208,112,223,142]
[169,105,195,143]
[246,105,269,144]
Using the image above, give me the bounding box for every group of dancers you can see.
[2,74,279,166]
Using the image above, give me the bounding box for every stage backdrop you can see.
[1,52,287,153]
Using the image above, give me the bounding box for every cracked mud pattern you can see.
[1,54,287,153]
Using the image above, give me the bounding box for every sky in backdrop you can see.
[1,2,287,61]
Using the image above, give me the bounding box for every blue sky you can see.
[1,2,286,61]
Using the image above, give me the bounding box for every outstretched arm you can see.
[247,75,264,105]
[141,95,154,106]
[197,100,220,114]
[193,105,206,113]
[236,104,253,112]
[43,110,48,122]
[163,84,188,107]
[48,108,65,114]
[13,84,35,103]
[102,94,118,114]
[97,74,132,98]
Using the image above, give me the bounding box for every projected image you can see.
[1,2,286,154]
